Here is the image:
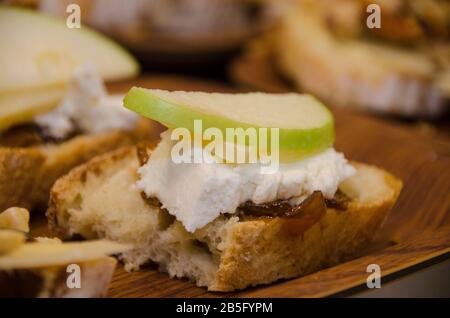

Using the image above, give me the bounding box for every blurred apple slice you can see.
[0,6,139,94]
[0,85,66,132]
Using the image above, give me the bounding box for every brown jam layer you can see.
[324,190,349,211]
[0,124,45,148]
[0,123,79,148]
[142,190,349,238]
[137,142,153,166]
[142,196,162,209]
[141,184,348,220]
[240,190,350,236]
[240,190,349,218]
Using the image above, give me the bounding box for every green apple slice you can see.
[0,6,139,94]
[0,85,66,132]
[124,87,335,161]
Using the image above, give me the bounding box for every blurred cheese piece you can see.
[0,207,30,233]
[0,239,130,297]
[0,204,130,297]
[0,229,26,254]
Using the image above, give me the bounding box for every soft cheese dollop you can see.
[137,130,355,232]
[35,65,138,139]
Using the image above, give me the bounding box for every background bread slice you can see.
[0,119,158,211]
[275,0,447,118]
[0,148,45,211]
[48,146,402,291]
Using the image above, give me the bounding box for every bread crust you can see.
[0,119,156,211]
[0,148,45,211]
[47,146,402,292]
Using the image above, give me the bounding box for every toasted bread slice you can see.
[0,119,159,211]
[0,148,45,211]
[48,146,402,291]
[275,0,448,118]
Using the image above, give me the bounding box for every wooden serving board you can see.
[32,74,450,298]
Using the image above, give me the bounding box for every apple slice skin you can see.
[124,87,335,161]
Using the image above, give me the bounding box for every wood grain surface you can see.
[31,74,450,298]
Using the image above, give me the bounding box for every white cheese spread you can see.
[137,130,355,232]
[34,65,138,139]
